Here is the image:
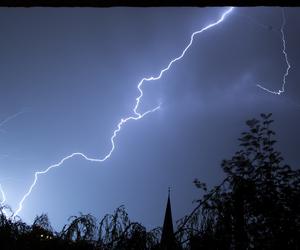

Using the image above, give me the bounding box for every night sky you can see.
[0,7,299,230]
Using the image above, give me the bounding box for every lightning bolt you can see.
[257,9,291,95]
[0,110,27,215]
[11,7,234,217]
[0,184,10,217]
[0,184,6,206]
[13,108,160,216]
[0,110,27,133]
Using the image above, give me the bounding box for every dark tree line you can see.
[1,113,300,249]
[0,206,161,250]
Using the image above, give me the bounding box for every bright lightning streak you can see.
[0,110,27,215]
[257,9,291,95]
[133,7,234,116]
[13,7,234,217]
[0,111,26,132]
[14,107,159,216]
[0,184,6,206]
[0,184,10,218]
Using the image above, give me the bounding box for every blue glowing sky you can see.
[0,7,299,230]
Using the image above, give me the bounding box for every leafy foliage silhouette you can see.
[176,113,300,249]
[0,113,299,249]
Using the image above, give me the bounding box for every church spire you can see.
[160,188,177,250]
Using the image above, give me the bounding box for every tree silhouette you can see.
[97,205,160,250]
[177,113,300,249]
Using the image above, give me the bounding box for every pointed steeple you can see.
[160,188,177,250]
